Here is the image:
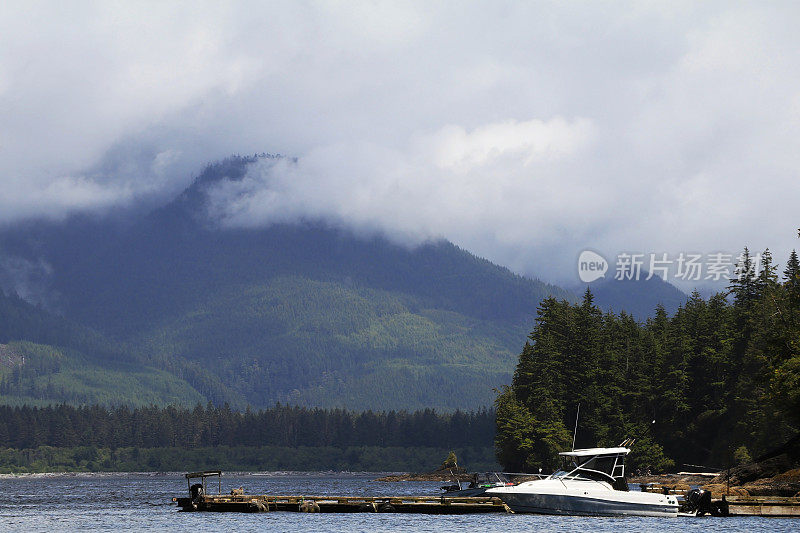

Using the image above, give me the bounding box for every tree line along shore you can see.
[0,403,496,473]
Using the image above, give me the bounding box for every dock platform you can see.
[173,494,513,514]
[725,496,800,517]
[641,483,800,517]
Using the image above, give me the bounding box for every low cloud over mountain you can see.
[2,2,799,286]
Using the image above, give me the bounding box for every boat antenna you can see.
[571,403,580,452]
[449,468,461,491]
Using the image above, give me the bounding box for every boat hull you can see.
[496,492,677,517]
[488,481,678,517]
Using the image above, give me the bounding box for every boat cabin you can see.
[185,470,222,500]
[551,446,629,491]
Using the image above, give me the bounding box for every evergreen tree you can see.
[784,250,800,306]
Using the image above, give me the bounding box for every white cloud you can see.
[0,1,799,287]
[423,118,594,170]
[206,117,594,244]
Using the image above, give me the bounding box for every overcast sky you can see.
[1,1,799,288]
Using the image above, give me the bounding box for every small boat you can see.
[440,472,515,497]
[487,443,679,517]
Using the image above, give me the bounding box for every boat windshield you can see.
[580,456,617,477]
[550,452,626,484]
[549,467,603,482]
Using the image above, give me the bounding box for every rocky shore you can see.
[628,473,717,486]
[633,434,800,497]
[703,434,800,497]
[375,466,472,482]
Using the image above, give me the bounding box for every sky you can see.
[1,1,799,289]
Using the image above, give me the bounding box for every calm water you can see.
[0,472,795,532]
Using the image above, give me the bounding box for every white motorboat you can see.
[487,443,679,517]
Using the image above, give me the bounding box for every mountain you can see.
[0,155,690,410]
[589,275,687,320]
[0,156,575,410]
[0,290,203,406]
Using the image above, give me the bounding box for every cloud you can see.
[424,118,594,170]
[0,255,58,310]
[1,1,799,287]
[205,117,595,244]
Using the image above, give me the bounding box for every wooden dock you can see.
[725,496,800,517]
[174,471,511,514]
[173,493,513,514]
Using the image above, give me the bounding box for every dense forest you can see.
[0,291,204,407]
[0,403,496,473]
[0,403,494,449]
[0,445,498,474]
[496,247,800,474]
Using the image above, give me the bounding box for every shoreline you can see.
[0,470,405,479]
[376,471,722,485]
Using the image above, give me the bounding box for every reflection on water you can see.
[0,473,794,532]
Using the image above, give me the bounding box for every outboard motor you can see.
[685,488,712,516]
[190,483,204,503]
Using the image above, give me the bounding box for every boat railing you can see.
[502,472,548,482]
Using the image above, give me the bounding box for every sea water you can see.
[0,472,795,532]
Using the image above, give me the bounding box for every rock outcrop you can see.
[706,434,800,497]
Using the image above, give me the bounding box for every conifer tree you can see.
[784,250,800,306]
[729,247,757,308]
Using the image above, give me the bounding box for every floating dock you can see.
[174,493,513,514]
[724,496,800,517]
[641,483,800,517]
[173,470,511,514]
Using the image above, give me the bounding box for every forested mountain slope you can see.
[0,155,690,410]
[0,291,203,406]
[0,156,573,409]
[590,275,687,320]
